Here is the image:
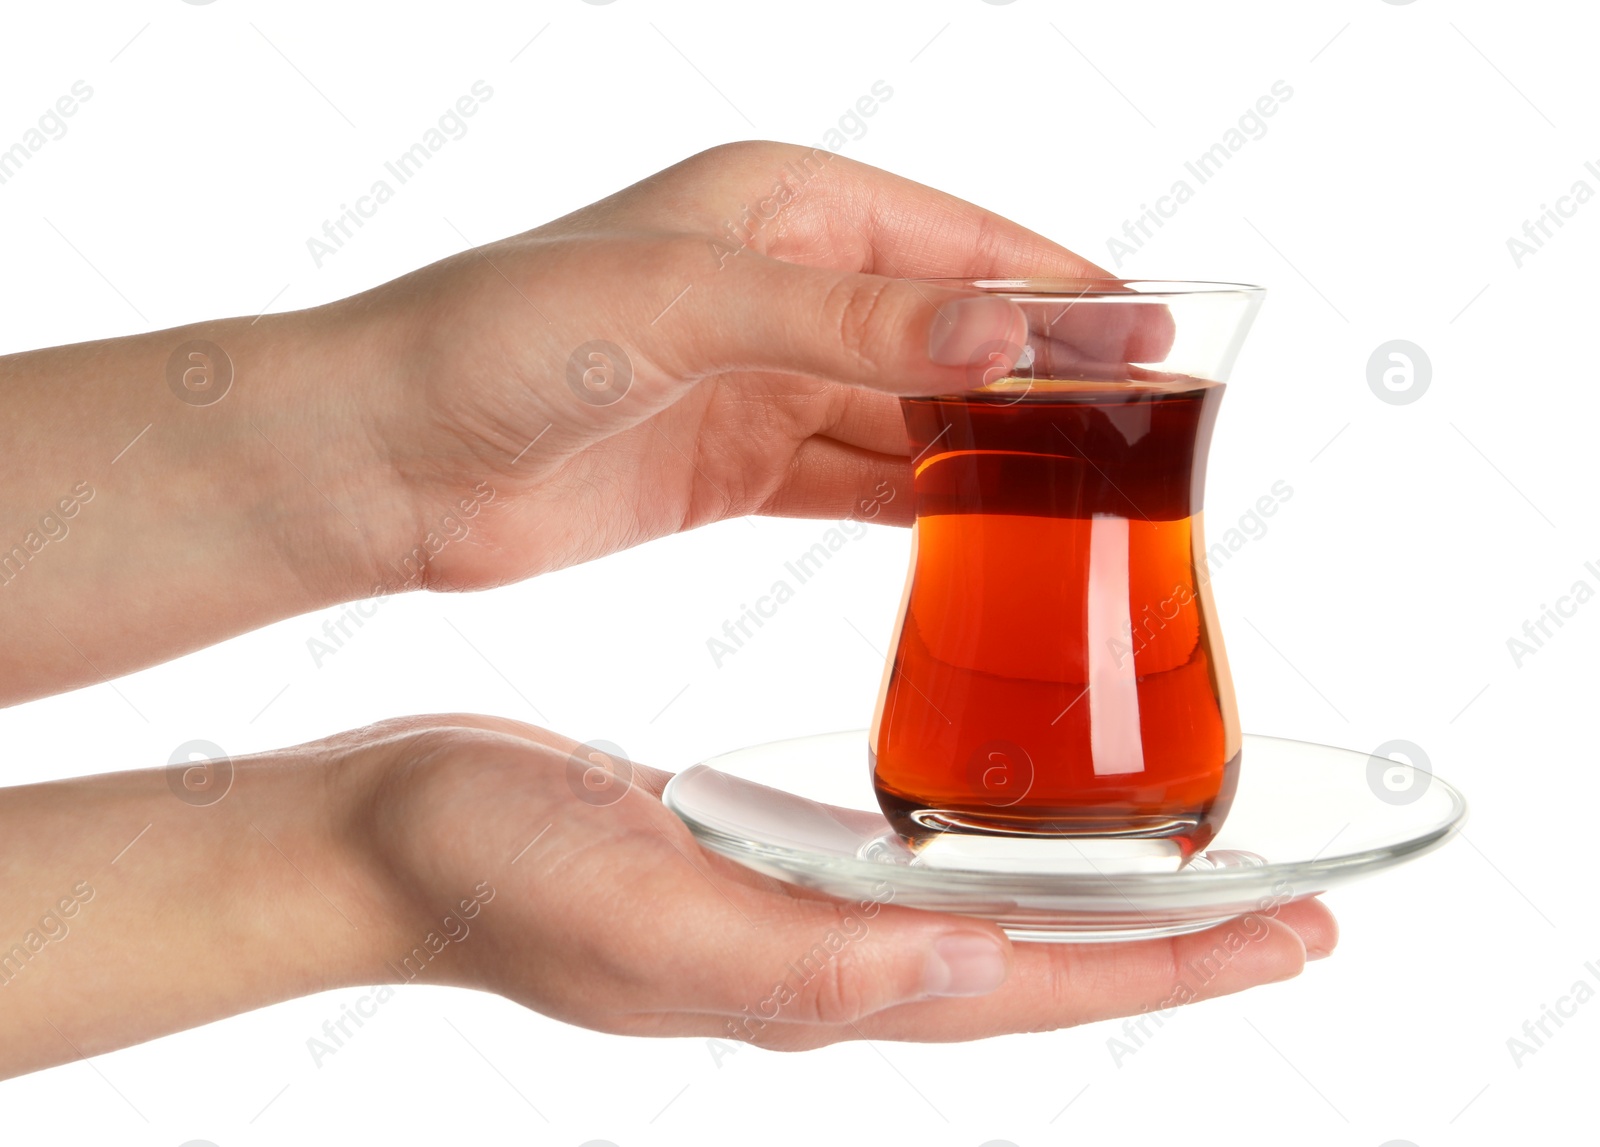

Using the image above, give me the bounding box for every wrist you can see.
[203,751,398,996]
[322,722,527,995]
[0,297,427,702]
[0,747,398,1076]
[212,300,422,609]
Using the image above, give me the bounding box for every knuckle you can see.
[1037,949,1081,1017]
[1036,938,1189,1028]
[787,906,875,1026]
[825,276,896,377]
[689,139,804,174]
[1154,935,1189,1000]
[804,952,870,1026]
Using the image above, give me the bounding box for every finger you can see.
[740,375,909,457]
[1276,895,1338,958]
[664,142,1173,371]
[677,256,1181,398]
[622,837,1015,1034]
[791,899,1338,1046]
[1027,296,1179,375]
[755,436,913,525]
[814,384,909,456]
[669,257,1032,396]
[602,901,1337,1050]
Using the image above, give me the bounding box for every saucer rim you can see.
[662,729,1468,904]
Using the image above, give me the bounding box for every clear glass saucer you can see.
[662,731,1466,942]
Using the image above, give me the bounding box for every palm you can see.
[360,715,1336,1048]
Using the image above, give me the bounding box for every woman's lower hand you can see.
[351,715,1336,1047]
[0,712,1334,1080]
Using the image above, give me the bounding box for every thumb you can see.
[685,894,1013,1036]
[671,256,1033,396]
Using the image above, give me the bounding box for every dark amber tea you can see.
[870,378,1241,854]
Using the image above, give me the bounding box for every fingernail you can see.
[923,933,1008,998]
[927,296,1025,367]
[1306,944,1332,961]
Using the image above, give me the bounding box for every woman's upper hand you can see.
[346,141,1109,591]
[0,141,1117,701]
[349,715,1336,1048]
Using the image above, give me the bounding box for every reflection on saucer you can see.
[906,833,1189,875]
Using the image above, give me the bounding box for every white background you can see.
[1,1,1594,1144]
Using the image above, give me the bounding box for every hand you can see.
[352,715,1337,1047]
[347,140,1111,589]
[0,712,1335,1077]
[0,140,1136,699]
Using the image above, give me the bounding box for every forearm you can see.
[0,301,409,704]
[0,745,399,1079]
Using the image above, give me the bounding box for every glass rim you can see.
[908,277,1265,299]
